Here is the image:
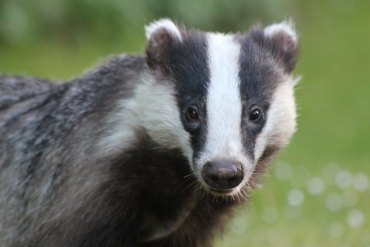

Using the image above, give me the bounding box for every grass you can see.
[216,161,370,247]
[0,1,369,246]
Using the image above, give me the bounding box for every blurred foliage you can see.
[0,0,369,246]
[0,0,302,44]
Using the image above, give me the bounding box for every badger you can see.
[0,19,299,247]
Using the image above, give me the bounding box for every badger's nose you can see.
[201,160,244,190]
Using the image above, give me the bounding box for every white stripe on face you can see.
[196,33,252,174]
[254,78,297,161]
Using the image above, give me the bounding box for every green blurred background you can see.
[0,0,369,246]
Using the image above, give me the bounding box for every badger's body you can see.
[0,19,298,247]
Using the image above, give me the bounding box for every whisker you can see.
[174,171,199,193]
[183,173,195,179]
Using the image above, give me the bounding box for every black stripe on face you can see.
[237,29,285,160]
[166,30,210,162]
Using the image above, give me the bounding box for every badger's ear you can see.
[145,19,182,74]
[263,21,298,73]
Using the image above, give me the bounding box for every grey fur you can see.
[0,56,146,246]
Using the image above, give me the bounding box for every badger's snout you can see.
[201,160,244,191]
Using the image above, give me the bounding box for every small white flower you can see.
[306,176,325,195]
[347,209,365,229]
[288,189,304,206]
[230,216,247,235]
[335,170,353,189]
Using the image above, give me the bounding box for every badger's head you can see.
[145,19,298,196]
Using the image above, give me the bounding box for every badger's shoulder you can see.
[0,54,147,103]
[75,54,147,88]
[0,54,147,112]
[0,75,54,109]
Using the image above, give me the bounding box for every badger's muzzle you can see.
[201,160,244,191]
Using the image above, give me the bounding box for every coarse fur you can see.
[0,19,299,247]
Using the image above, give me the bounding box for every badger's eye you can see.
[249,107,262,122]
[185,106,199,122]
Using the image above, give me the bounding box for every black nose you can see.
[201,160,244,190]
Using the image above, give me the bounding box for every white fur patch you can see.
[264,20,297,42]
[145,18,182,42]
[254,77,297,161]
[196,33,253,184]
[98,75,192,162]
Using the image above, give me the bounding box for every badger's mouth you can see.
[201,182,248,198]
[207,187,235,195]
